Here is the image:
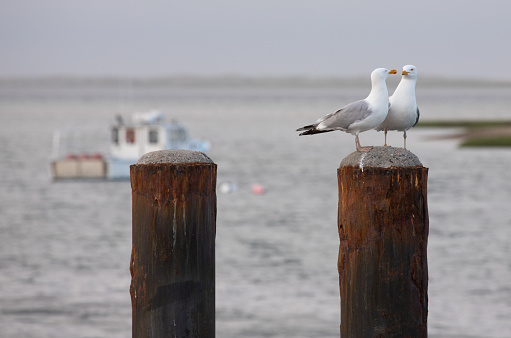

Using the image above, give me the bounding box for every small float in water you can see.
[50,110,210,180]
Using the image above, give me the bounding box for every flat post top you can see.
[340,146,422,169]
[136,150,214,165]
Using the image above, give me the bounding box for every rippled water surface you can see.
[1,82,510,337]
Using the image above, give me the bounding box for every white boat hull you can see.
[106,157,135,180]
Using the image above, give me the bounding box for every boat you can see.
[50,110,210,180]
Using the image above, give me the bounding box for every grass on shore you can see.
[417,120,511,129]
[461,136,511,147]
[417,120,511,147]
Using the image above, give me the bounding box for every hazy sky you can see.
[1,0,511,80]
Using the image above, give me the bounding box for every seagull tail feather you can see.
[296,124,315,132]
[298,127,332,136]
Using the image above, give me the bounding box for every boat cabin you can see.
[110,111,194,159]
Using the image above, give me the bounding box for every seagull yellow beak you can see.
[389,69,397,74]
[402,70,410,75]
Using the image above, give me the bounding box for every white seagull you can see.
[297,68,397,152]
[376,65,420,150]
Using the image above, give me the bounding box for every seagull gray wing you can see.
[318,100,372,130]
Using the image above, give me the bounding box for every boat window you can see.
[126,128,136,144]
[169,129,186,143]
[112,127,119,145]
[149,130,158,144]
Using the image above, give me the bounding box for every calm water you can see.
[1,81,511,337]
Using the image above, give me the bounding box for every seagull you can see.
[376,65,419,150]
[296,68,397,152]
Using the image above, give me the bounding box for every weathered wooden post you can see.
[337,147,428,337]
[130,150,216,337]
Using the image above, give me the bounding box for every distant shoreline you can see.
[1,75,510,88]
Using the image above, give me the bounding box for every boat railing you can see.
[51,127,108,160]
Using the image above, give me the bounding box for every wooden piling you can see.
[337,147,428,337]
[130,150,216,338]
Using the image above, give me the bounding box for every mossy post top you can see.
[136,150,214,165]
[340,146,422,169]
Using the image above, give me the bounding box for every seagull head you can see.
[401,65,417,79]
[371,68,397,82]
